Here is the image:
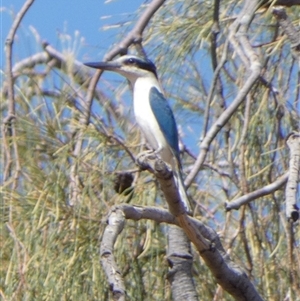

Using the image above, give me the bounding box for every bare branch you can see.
[186,0,262,187]
[100,208,126,301]
[43,42,89,88]
[3,0,35,186]
[102,200,264,301]
[135,155,264,300]
[272,6,300,62]
[104,0,166,60]
[5,0,35,116]
[201,40,228,141]
[225,172,289,211]
[136,152,187,216]
[120,204,177,223]
[167,226,197,301]
[12,52,50,74]
[285,132,300,222]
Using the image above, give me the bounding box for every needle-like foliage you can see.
[1,0,299,300]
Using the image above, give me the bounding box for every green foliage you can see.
[1,1,300,300]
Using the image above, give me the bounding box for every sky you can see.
[1,0,142,67]
[1,0,205,153]
[1,0,147,127]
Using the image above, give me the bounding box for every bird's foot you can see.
[136,150,156,161]
[136,150,158,170]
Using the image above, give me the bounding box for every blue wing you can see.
[149,87,180,160]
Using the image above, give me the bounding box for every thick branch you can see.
[136,155,264,301]
[285,132,300,222]
[167,226,198,301]
[136,152,187,216]
[124,153,196,300]
[104,200,264,300]
[100,208,126,301]
[12,52,50,75]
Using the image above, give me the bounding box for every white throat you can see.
[130,74,161,92]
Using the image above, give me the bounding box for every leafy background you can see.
[1,0,300,300]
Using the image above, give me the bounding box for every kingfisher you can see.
[84,55,191,212]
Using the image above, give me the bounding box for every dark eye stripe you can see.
[125,57,157,76]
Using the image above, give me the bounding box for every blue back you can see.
[149,87,180,161]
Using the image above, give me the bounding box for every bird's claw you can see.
[136,150,157,170]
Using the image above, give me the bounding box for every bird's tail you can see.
[173,166,192,213]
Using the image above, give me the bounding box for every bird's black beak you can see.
[84,61,121,71]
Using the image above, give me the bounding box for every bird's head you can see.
[84,55,157,83]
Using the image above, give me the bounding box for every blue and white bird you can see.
[84,55,191,212]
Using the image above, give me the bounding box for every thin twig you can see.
[225,172,289,211]
[201,40,228,142]
[186,0,262,188]
[3,0,35,191]
[5,0,35,116]
[103,0,166,60]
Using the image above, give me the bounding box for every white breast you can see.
[133,76,173,165]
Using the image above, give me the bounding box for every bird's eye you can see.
[127,58,135,64]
